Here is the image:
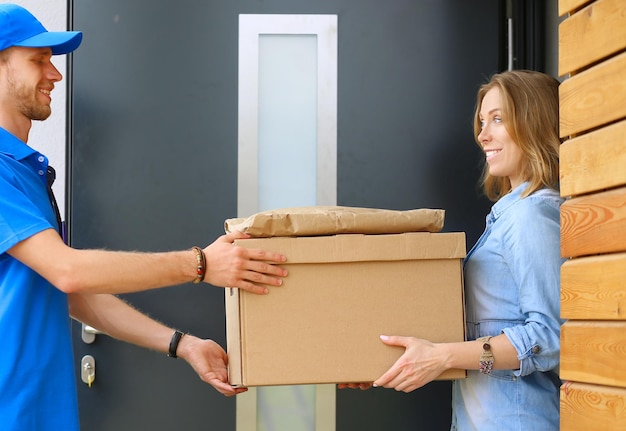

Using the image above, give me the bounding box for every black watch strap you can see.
[168,330,185,358]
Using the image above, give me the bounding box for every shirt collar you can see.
[490,182,530,220]
[0,127,38,161]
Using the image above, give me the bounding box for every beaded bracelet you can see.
[191,246,206,284]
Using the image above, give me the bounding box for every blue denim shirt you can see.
[451,183,565,431]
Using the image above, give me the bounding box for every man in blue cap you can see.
[0,4,288,430]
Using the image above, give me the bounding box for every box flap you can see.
[234,232,466,264]
[225,287,243,386]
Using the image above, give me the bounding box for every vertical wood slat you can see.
[559,0,626,76]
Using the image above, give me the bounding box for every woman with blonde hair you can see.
[372,70,564,430]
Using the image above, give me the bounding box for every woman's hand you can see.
[373,335,449,393]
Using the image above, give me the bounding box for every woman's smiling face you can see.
[477,87,524,190]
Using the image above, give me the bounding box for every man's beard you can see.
[6,67,52,121]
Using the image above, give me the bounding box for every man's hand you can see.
[176,334,247,396]
[337,383,373,390]
[203,231,288,294]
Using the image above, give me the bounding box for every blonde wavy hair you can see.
[473,70,561,202]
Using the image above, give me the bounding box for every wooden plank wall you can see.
[558,0,626,429]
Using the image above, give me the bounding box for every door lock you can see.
[81,355,96,388]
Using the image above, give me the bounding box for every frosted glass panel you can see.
[258,35,317,211]
[258,386,315,431]
[257,33,317,431]
[237,13,337,431]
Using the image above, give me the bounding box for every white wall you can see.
[1,0,69,211]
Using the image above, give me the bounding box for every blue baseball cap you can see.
[0,4,82,55]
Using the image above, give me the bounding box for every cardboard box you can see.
[226,232,467,387]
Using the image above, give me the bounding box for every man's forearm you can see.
[69,292,175,353]
[58,248,197,294]
[10,229,198,294]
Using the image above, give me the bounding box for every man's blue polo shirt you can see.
[0,127,79,430]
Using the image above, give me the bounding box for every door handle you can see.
[81,323,103,344]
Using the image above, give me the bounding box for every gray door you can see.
[69,1,499,430]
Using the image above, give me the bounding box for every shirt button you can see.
[38,156,44,162]
[38,170,45,176]
[532,345,541,354]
